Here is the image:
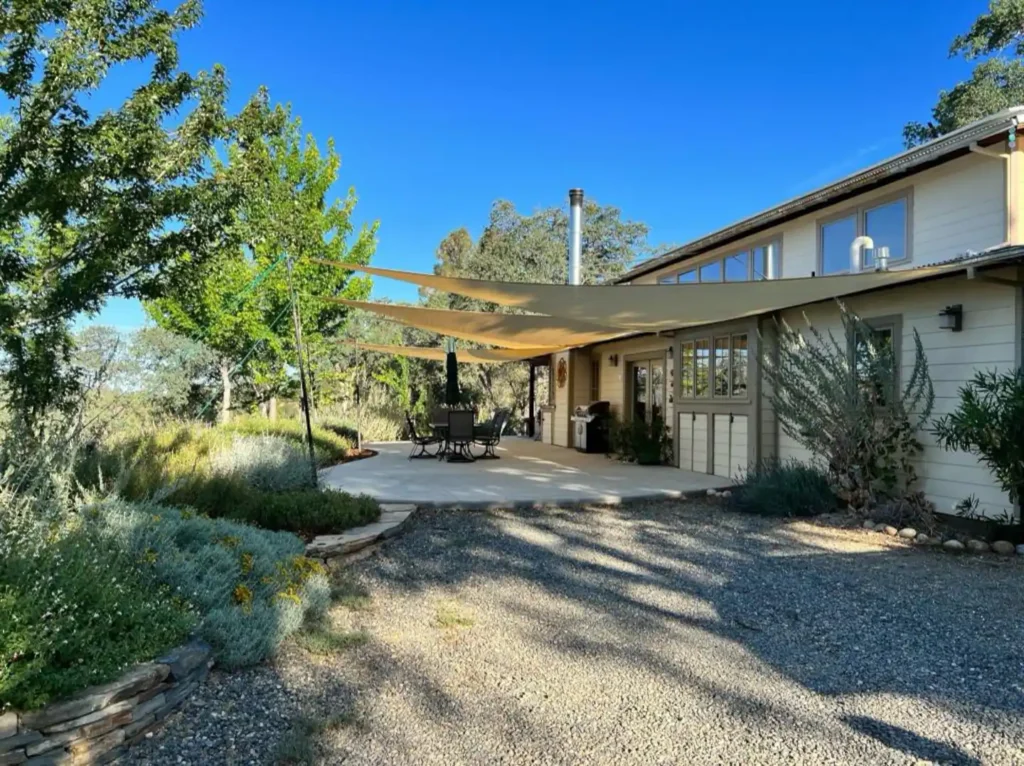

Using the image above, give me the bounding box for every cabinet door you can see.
[730,415,748,480]
[692,414,708,474]
[677,412,694,471]
[713,414,732,479]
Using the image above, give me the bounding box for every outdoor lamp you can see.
[939,304,963,332]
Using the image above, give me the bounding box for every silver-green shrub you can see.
[210,435,314,492]
[92,500,329,668]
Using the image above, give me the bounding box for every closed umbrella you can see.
[445,339,460,406]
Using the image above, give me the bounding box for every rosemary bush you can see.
[762,304,934,512]
[729,459,837,517]
[210,435,313,492]
[612,415,672,465]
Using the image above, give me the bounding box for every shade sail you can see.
[315,260,978,332]
[348,342,559,363]
[327,299,625,348]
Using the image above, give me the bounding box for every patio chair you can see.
[445,409,476,463]
[406,413,443,459]
[473,409,508,459]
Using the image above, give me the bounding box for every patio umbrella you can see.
[445,339,460,406]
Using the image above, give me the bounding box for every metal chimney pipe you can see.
[568,188,584,285]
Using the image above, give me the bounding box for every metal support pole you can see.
[285,255,319,487]
[527,362,536,437]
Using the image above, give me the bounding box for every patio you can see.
[320,436,726,507]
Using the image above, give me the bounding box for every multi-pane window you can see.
[820,194,909,274]
[851,323,896,404]
[679,334,749,399]
[658,240,780,284]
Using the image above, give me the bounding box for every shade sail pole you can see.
[286,255,319,487]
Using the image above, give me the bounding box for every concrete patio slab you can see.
[320,437,727,508]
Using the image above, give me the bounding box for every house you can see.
[540,107,1024,520]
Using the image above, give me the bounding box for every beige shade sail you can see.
[314,260,976,332]
[326,298,626,348]
[346,342,559,363]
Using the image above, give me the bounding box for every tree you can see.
[905,0,1024,146]
[146,108,376,420]
[127,326,218,419]
[0,0,260,433]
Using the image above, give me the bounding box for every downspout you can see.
[969,117,1022,245]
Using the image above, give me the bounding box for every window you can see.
[680,333,749,400]
[819,194,909,275]
[590,359,600,402]
[713,337,730,395]
[699,261,721,282]
[821,215,857,275]
[724,251,749,282]
[864,198,907,267]
[678,269,697,283]
[694,339,710,396]
[658,275,675,285]
[731,335,748,396]
[851,322,897,404]
[752,242,780,280]
[680,340,695,398]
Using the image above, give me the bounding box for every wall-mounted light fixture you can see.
[939,304,963,332]
[608,353,619,367]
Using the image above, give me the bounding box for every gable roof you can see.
[620,106,1024,283]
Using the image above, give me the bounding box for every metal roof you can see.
[620,107,1024,282]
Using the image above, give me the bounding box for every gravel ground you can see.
[126,502,1024,765]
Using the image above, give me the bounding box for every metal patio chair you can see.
[406,413,443,459]
[444,409,476,462]
[473,409,509,459]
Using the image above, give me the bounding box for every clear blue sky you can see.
[89,0,982,330]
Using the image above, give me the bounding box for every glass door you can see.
[631,362,648,422]
[650,359,665,423]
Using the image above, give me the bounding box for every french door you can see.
[629,358,665,424]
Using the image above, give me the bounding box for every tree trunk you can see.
[219,361,232,424]
[269,396,278,421]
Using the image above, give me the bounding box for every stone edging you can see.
[860,519,1024,556]
[1,641,212,766]
[305,503,416,559]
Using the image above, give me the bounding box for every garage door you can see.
[677,411,708,473]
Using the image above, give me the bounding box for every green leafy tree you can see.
[146,108,376,420]
[0,0,261,433]
[905,0,1024,146]
[126,325,218,418]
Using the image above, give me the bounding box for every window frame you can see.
[677,331,750,401]
[816,190,913,276]
[846,313,903,403]
[654,237,783,284]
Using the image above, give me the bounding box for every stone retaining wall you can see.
[0,641,212,765]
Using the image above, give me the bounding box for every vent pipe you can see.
[850,235,874,273]
[568,188,584,285]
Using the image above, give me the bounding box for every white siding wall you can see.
[589,336,672,420]
[552,351,571,448]
[776,272,1020,519]
[632,150,1006,284]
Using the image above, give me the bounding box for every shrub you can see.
[1,502,195,711]
[222,415,352,466]
[78,424,379,537]
[93,501,331,669]
[933,368,1024,524]
[210,435,314,492]
[728,458,837,518]
[762,304,934,511]
[612,415,672,465]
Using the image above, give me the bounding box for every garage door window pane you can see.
[695,339,710,397]
[714,337,730,396]
[680,341,694,398]
[731,334,748,396]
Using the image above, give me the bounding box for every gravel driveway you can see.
[128,502,1024,765]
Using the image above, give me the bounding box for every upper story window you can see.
[656,239,781,284]
[819,193,910,275]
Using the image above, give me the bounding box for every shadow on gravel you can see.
[844,715,982,765]
[359,504,1024,738]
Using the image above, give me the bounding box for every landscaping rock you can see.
[991,540,1015,555]
[0,750,28,765]
[966,539,991,553]
[0,732,40,756]
[943,539,965,551]
[706,489,717,497]
[720,490,732,499]
[1017,544,1024,556]
[861,520,875,530]
[914,533,929,544]
[898,527,917,539]
[0,714,17,741]
[882,525,898,536]
[873,522,888,532]
[156,642,211,683]
[41,699,135,735]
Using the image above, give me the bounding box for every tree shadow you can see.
[844,715,982,765]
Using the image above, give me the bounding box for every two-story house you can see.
[539,107,1024,519]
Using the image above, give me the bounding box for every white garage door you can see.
[713,414,749,480]
[677,412,709,473]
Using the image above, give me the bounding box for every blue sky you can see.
[89,0,982,330]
